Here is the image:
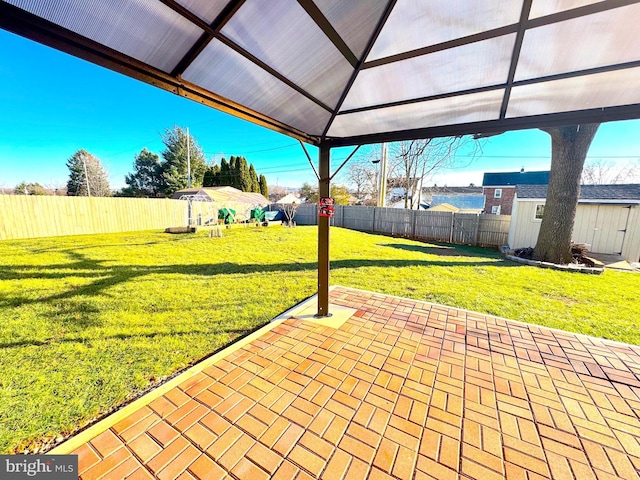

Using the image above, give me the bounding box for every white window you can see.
[491,205,501,214]
[534,204,545,220]
[494,188,502,198]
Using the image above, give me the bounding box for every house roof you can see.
[482,170,550,187]
[3,1,640,147]
[516,184,640,201]
[431,194,485,210]
[275,193,301,204]
[423,186,484,195]
[172,186,269,205]
[428,203,459,213]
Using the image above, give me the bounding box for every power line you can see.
[203,143,298,155]
[453,154,640,159]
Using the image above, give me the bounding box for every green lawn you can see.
[0,225,638,453]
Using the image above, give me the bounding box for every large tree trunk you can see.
[533,124,600,263]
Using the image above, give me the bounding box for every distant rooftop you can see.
[423,186,483,195]
[483,170,550,187]
[431,194,485,210]
[517,184,640,201]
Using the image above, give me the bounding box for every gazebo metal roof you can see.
[2,0,640,147]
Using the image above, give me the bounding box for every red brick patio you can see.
[61,286,640,479]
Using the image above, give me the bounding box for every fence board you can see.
[0,197,511,247]
[292,204,510,247]
[0,195,260,240]
[452,213,480,245]
[414,211,453,242]
[477,214,511,246]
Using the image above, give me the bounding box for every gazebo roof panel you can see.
[221,0,353,109]
[329,89,504,138]
[366,0,524,62]
[342,33,516,111]
[507,66,640,118]
[516,3,640,81]
[174,0,228,23]
[528,0,605,19]
[5,0,203,73]
[313,0,389,58]
[182,39,332,135]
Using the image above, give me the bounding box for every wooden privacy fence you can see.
[294,204,511,247]
[0,195,223,240]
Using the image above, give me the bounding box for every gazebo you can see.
[2,0,639,316]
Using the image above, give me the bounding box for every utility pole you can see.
[187,127,191,188]
[377,143,388,207]
[186,127,192,226]
[82,156,91,197]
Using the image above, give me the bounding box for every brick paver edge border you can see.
[47,291,328,455]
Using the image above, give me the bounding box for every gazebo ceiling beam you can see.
[327,103,640,148]
[170,0,246,77]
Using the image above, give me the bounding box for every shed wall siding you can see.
[508,200,541,249]
[622,206,640,263]
[510,200,640,261]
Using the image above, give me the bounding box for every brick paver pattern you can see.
[74,287,640,479]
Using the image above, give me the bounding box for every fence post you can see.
[450,213,455,244]
[372,206,376,233]
[411,209,417,239]
[473,214,480,246]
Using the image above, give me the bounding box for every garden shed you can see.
[508,184,640,262]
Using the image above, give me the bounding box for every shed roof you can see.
[516,184,640,200]
[3,1,640,147]
[172,186,269,205]
[483,170,550,187]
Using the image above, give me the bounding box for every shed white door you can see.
[573,205,631,254]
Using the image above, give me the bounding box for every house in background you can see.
[482,169,550,215]
[508,184,640,263]
[275,193,301,204]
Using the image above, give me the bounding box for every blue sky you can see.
[1,29,639,191]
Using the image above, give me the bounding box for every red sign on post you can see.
[319,197,335,217]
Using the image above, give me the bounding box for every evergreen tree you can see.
[157,127,206,196]
[66,149,111,196]
[229,156,241,189]
[203,164,220,187]
[219,158,231,186]
[259,175,268,198]
[122,148,162,197]
[14,182,46,195]
[249,164,260,192]
[239,157,251,192]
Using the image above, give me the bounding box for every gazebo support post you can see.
[317,142,331,317]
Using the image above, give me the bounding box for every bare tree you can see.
[347,149,380,204]
[283,202,298,227]
[389,136,482,209]
[268,185,288,202]
[533,124,600,264]
[581,158,640,184]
